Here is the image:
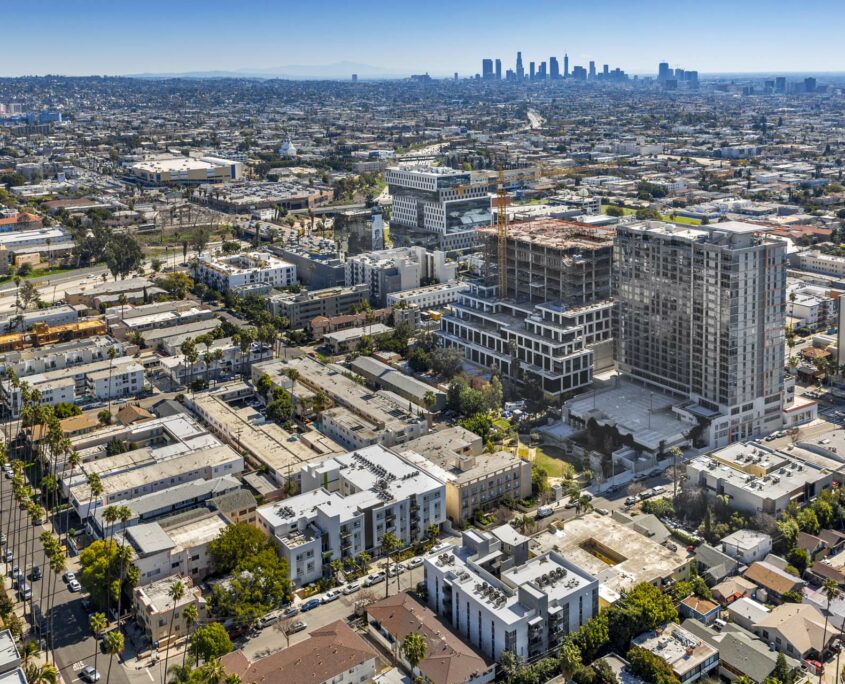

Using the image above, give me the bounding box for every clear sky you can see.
[4,0,845,77]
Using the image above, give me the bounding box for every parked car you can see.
[12,571,24,589]
[281,606,300,618]
[388,564,405,577]
[625,496,640,506]
[363,572,385,587]
[79,665,101,682]
[68,579,82,592]
[63,570,76,583]
[536,506,554,519]
[18,583,31,601]
[3,550,12,563]
[256,613,279,630]
[407,557,424,569]
[29,566,41,581]
[300,598,321,612]
[596,508,610,516]
[342,582,360,595]
[287,620,307,634]
[321,590,341,604]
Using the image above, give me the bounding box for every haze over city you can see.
[5,0,845,77]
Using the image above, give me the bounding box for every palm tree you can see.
[23,662,58,684]
[820,578,840,684]
[106,346,117,415]
[381,532,401,598]
[101,505,121,617]
[401,632,427,675]
[118,293,128,321]
[162,580,186,682]
[104,629,125,684]
[182,603,198,667]
[422,391,436,429]
[44,535,66,657]
[114,505,133,627]
[89,612,108,677]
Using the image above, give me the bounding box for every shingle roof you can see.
[367,593,493,684]
[743,561,803,596]
[221,620,377,684]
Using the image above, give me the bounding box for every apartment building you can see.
[253,358,428,449]
[631,623,720,683]
[1,335,123,378]
[385,165,491,253]
[266,283,369,329]
[615,221,786,444]
[345,246,457,307]
[257,444,445,586]
[798,250,845,278]
[124,509,229,585]
[400,426,531,524]
[159,337,272,386]
[0,355,144,416]
[425,532,598,662]
[440,283,611,399]
[195,251,296,292]
[133,577,207,646]
[686,442,832,516]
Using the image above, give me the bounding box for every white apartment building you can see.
[257,444,445,586]
[133,577,207,645]
[686,442,833,516]
[2,336,123,378]
[720,529,773,565]
[195,251,296,291]
[159,338,272,386]
[124,510,229,586]
[615,221,786,445]
[386,281,470,309]
[425,534,598,662]
[345,246,457,306]
[0,356,144,416]
[385,166,491,253]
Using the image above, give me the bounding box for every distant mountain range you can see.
[128,61,415,80]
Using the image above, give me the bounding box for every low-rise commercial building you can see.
[686,442,833,516]
[127,155,243,185]
[386,281,470,309]
[349,355,446,411]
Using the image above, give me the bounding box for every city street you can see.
[0,458,130,684]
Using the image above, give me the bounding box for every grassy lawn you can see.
[532,445,578,478]
[601,204,702,225]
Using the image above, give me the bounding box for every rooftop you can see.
[478,217,615,251]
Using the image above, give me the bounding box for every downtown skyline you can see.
[4,0,845,78]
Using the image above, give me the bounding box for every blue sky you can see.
[4,0,845,77]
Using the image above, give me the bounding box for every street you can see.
[0,458,130,684]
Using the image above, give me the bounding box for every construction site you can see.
[478,217,615,304]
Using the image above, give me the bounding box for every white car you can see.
[342,582,360,595]
[321,590,341,604]
[407,557,424,569]
[68,579,81,592]
[363,572,385,587]
[63,570,76,583]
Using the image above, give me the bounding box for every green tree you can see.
[626,646,680,684]
[23,663,59,684]
[772,651,793,684]
[78,540,139,610]
[159,272,195,299]
[191,623,233,663]
[209,523,273,574]
[559,641,583,679]
[104,630,125,684]
[401,632,428,673]
[381,531,401,598]
[104,233,144,280]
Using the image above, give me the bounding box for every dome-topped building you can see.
[279,136,297,158]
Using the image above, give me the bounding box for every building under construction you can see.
[438,218,615,402]
[478,218,615,304]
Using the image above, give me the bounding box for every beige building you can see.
[134,576,207,646]
[127,155,243,185]
[400,427,531,524]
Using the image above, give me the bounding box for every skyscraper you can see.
[658,62,671,80]
[537,61,547,80]
[603,64,609,77]
[563,53,569,78]
[615,221,786,443]
[495,59,502,81]
[550,57,560,80]
[529,62,536,81]
[516,51,524,80]
[482,59,494,80]
[588,61,596,79]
